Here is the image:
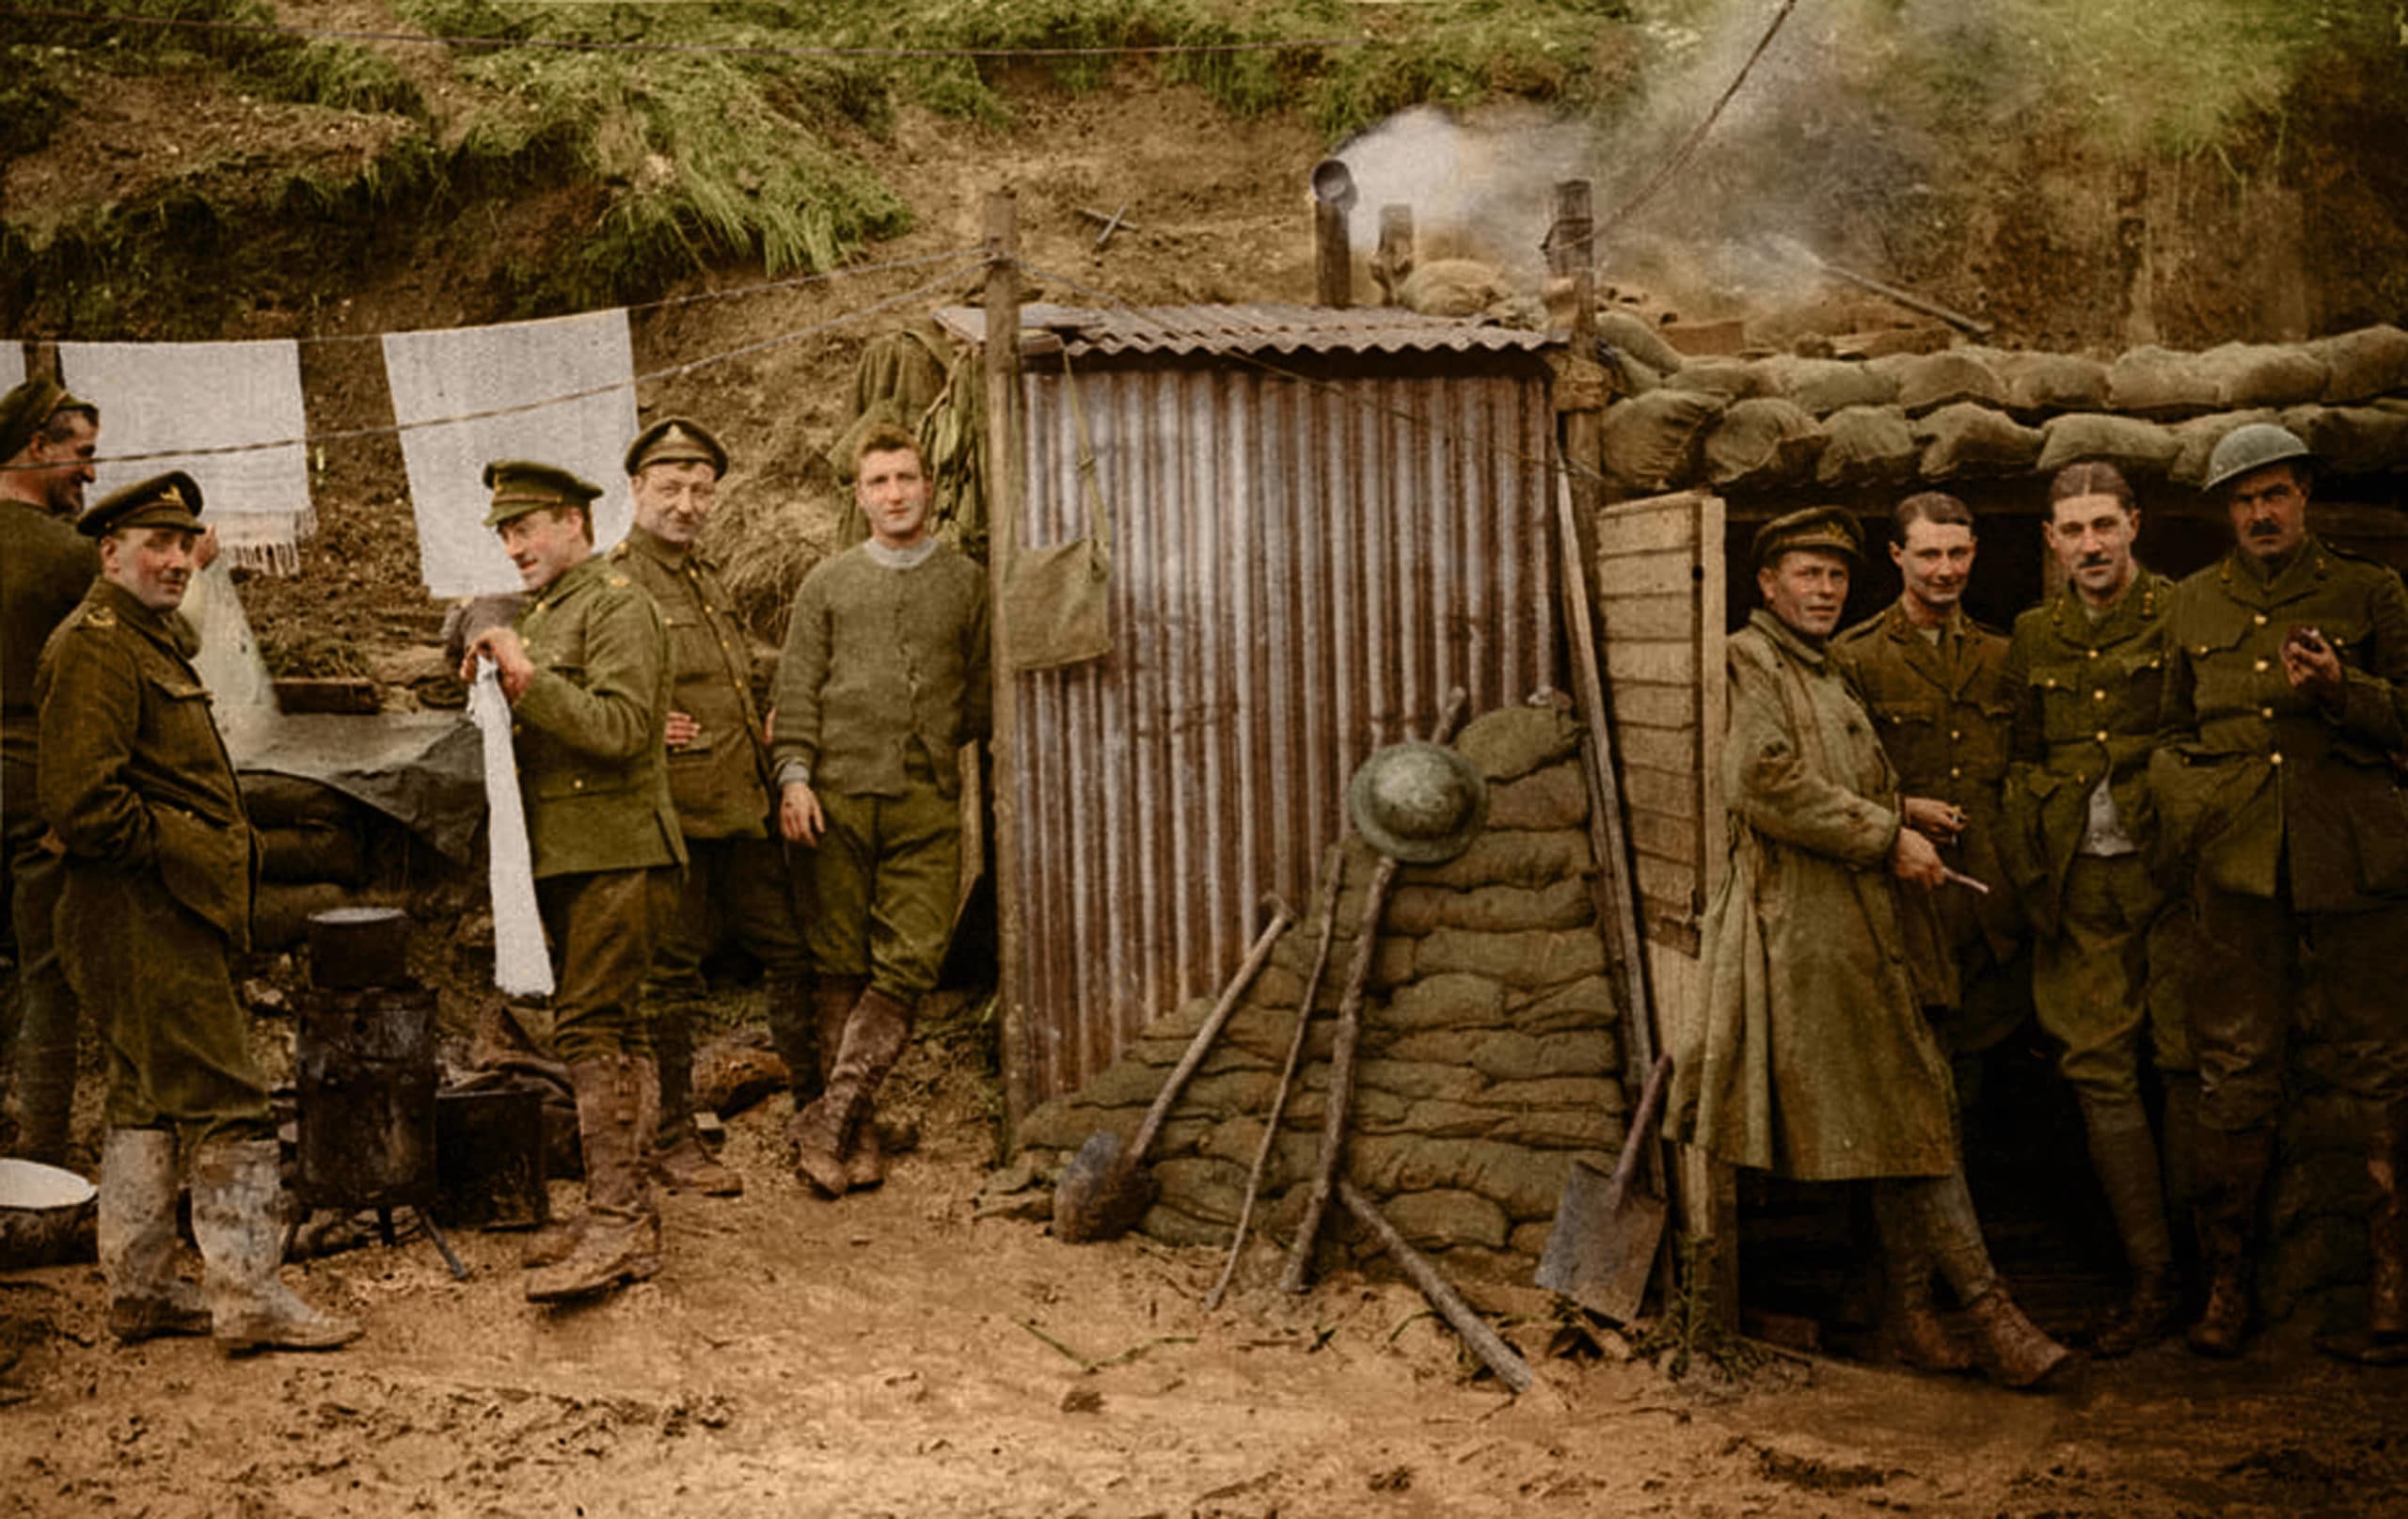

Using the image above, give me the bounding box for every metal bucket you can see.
[292,985,439,1210]
[0,1159,97,1271]
[308,905,412,990]
[434,1084,549,1230]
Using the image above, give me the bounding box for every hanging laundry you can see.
[384,310,638,597]
[0,345,24,395]
[58,340,315,573]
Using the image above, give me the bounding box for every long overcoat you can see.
[1669,609,1959,1181]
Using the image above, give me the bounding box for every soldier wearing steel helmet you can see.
[38,472,358,1353]
[2153,421,2408,1361]
[1668,505,2071,1389]
[459,460,688,1304]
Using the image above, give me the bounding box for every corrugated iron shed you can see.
[949,303,1566,1116]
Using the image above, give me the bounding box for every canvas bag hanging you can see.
[1002,353,1114,672]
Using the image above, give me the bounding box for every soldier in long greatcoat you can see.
[1670,506,2069,1388]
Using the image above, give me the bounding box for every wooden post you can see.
[982,190,1032,1138]
[1370,205,1414,307]
[1551,180,1602,530]
[1314,201,1352,309]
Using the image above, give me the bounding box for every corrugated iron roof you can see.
[935,303,1560,359]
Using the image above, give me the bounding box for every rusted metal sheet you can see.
[1002,347,1561,1107]
[937,303,1556,361]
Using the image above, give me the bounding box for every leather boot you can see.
[648,1000,741,1197]
[846,1105,887,1191]
[2187,1124,2273,1358]
[1964,1287,2074,1389]
[791,986,913,1197]
[2369,1103,2408,1344]
[786,976,863,1166]
[98,1128,211,1343]
[1870,1184,1972,1371]
[188,1137,361,1353]
[764,973,821,1108]
[526,1056,661,1303]
[2082,1098,2181,1357]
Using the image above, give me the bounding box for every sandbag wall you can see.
[1017,704,1631,1283]
[1596,322,2408,498]
[239,773,406,951]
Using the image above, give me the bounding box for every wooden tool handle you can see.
[1126,896,1296,1164]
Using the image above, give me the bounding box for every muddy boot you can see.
[764,973,821,1110]
[518,1215,583,1271]
[527,1056,660,1303]
[846,1101,887,1192]
[189,1137,361,1354]
[786,976,862,1177]
[791,986,912,1198]
[1964,1287,2074,1389]
[1870,1187,1972,1372]
[2187,1124,2273,1359]
[2320,1102,2408,1363]
[649,999,741,1198]
[98,1128,211,1343]
[2082,1098,2180,1358]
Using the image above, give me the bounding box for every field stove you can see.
[280,908,467,1279]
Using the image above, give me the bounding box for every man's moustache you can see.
[2247,521,2281,536]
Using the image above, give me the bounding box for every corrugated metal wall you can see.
[1004,355,1561,1107]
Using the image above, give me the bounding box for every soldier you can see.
[1831,492,2027,1096]
[1670,506,2069,1387]
[37,472,357,1352]
[2154,423,2408,1361]
[2000,461,2194,1357]
[608,418,812,1199]
[772,423,989,1197]
[459,461,687,1303]
[1,377,100,1163]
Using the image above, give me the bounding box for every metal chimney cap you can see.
[1310,158,1357,209]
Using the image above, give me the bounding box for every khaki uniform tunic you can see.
[608,530,806,996]
[1668,609,1959,1182]
[2154,538,2408,1131]
[0,498,98,1126]
[770,542,990,999]
[34,578,271,1146]
[1831,600,2023,1050]
[506,554,686,1062]
[2000,571,2192,1103]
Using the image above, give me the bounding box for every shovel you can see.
[1535,1052,1674,1324]
[1053,897,1294,1243]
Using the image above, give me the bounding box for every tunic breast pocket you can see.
[2028,663,2085,740]
[145,671,216,743]
[2115,649,2165,718]
[546,661,590,688]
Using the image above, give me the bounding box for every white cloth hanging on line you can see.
[57,340,315,574]
[0,344,24,394]
[468,659,554,998]
[384,310,638,597]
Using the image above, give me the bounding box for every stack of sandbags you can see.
[239,773,393,950]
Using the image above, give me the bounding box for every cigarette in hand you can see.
[1941,867,1989,895]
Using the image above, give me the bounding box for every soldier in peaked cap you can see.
[607,418,812,1199]
[2153,423,2408,1361]
[37,471,358,1353]
[1670,505,2071,1388]
[1,376,102,1164]
[460,459,688,1304]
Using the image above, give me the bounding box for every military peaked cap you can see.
[1751,505,1863,570]
[0,375,96,465]
[79,470,204,538]
[623,417,728,479]
[483,459,604,528]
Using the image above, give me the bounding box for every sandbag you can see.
[1915,402,2043,481]
[1603,389,1727,492]
[2279,404,2408,478]
[1752,356,1897,416]
[1814,404,1918,487]
[2167,410,2278,488]
[2036,413,2180,477]
[1703,398,1824,489]
[1893,350,2007,417]
[2107,347,2218,419]
[1597,309,1686,374]
[2312,324,2408,403]
[1398,259,1512,319]
[1998,353,2110,417]
[1599,346,1660,399]
[238,771,362,830]
[257,821,367,886]
[2197,343,2329,409]
[1669,360,1769,403]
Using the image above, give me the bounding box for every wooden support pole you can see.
[1314,201,1352,309]
[982,190,1032,1136]
[1338,1179,1540,1396]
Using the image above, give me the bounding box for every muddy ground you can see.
[6,1005,2405,1519]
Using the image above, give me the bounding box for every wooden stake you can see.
[1280,687,1470,1294]
[982,190,1032,1135]
[1338,1179,1540,1396]
[1314,199,1352,309]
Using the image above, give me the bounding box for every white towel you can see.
[468,659,554,998]
[57,340,315,574]
[384,311,638,597]
[0,346,23,394]
[182,557,280,752]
